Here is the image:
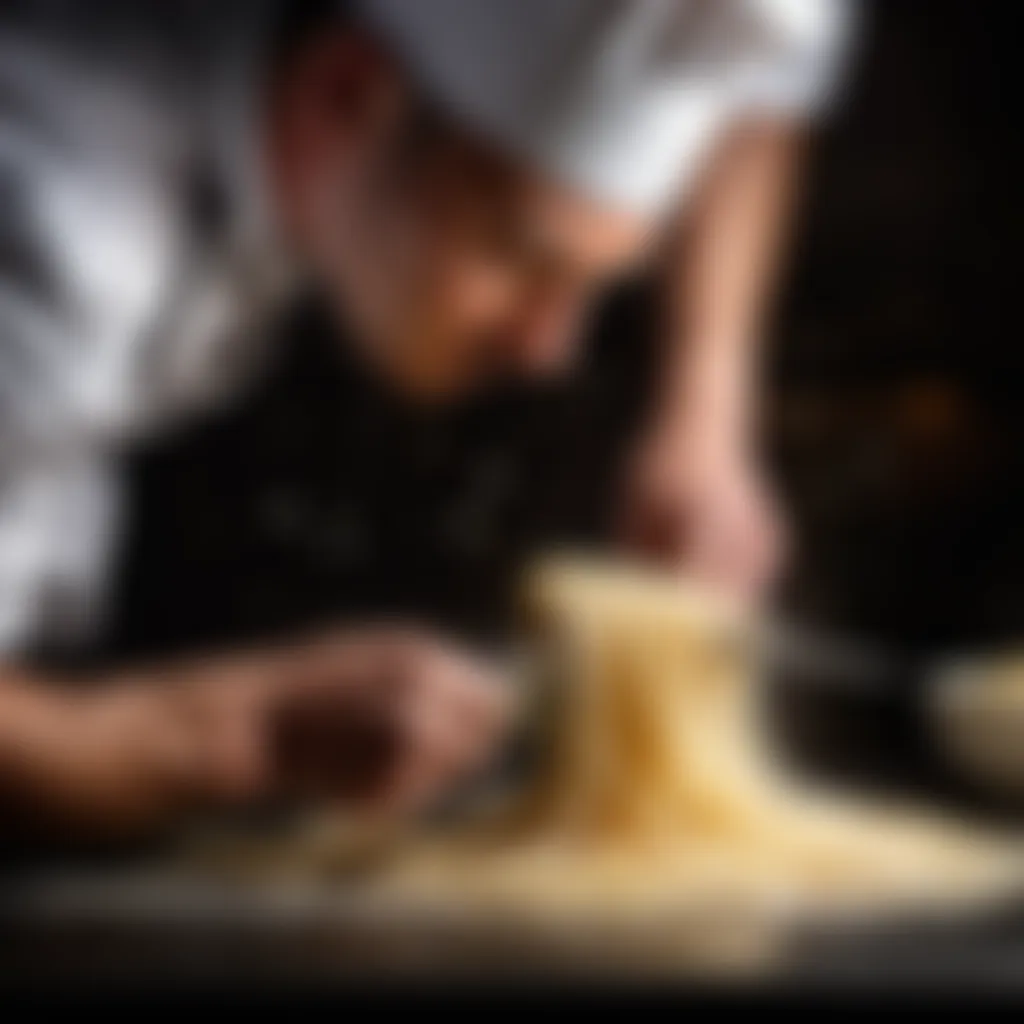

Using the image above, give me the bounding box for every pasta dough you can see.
[934,653,1024,796]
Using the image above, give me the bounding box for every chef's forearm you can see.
[656,121,806,443]
[0,661,206,831]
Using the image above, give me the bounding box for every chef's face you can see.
[274,32,653,401]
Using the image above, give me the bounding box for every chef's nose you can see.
[506,287,584,377]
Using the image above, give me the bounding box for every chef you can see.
[0,1,854,834]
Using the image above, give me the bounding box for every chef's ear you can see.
[282,25,408,149]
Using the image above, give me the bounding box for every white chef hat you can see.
[353,0,855,217]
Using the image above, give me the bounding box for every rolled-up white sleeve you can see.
[0,236,125,655]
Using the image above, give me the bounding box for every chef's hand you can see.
[618,417,786,605]
[270,629,512,815]
[0,631,511,835]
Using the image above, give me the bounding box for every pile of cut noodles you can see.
[199,558,1023,966]
[361,560,1020,922]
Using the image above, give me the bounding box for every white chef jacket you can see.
[0,0,855,656]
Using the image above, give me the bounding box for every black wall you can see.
[773,0,1024,652]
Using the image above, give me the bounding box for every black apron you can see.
[105,285,658,660]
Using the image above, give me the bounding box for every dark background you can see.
[772,0,1024,654]
[109,1,1024,671]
